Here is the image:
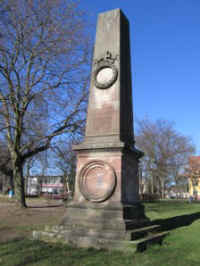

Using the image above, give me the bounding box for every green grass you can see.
[1,200,200,266]
[145,200,200,220]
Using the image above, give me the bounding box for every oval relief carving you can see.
[93,51,119,89]
[94,64,118,89]
[79,160,116,202]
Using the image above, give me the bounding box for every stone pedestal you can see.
[60,146,148,249]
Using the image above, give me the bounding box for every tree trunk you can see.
[151,175,154,194]
[13,162,27,208]
[9,172,14,191]
[161,179,165,199]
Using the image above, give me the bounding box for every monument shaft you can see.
[85,9,133,145]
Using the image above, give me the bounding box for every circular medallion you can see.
[79,160,116,202]
[94,64,118,89]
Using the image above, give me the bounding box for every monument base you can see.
[54,199,148,248]
[32,201,149,252]
[49,142,148,250]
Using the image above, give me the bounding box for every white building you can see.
[26,175,65,196]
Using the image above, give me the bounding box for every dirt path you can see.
[0,198,66,243]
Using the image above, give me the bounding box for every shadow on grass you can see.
[152,211,200,231]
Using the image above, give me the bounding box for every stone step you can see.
[45,224,161,241]
[132,231,169,252]
[33,229,169,253]
[125,219,151,230]
[126,224,161,240]
[62,235,139,253]
[45,226,126,241]
[33,230,138,253]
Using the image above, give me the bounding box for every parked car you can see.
[43,191,68,200]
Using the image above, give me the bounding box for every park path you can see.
[0,199,65,243]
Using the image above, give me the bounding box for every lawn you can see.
[1,198,200,266]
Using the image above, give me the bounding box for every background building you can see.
[188,156,200,199]
[25,175,65,196]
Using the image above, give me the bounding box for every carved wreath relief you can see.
[79,160,116,202]
[93,51,119,89]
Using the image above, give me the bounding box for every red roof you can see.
[189,156,200,164]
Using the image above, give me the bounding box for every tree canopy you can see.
[0,0,92,206]
[136,118,195,198]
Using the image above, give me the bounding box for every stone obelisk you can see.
[61,8,147,250]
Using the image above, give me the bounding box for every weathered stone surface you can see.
[72,149,141,206]
[34,9,148,252]
[74,9,135,150]
[64,8,147,250]
[78,159,117,202]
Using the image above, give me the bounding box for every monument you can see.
[59,8,148,250]
[33,9,170,251]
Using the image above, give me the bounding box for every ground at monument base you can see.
[1,200,200,266]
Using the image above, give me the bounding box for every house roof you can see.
[189,156,200,177]
[189,156,200,166]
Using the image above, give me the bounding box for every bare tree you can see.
[51,139,78,194]
[0,0,92,207]
[136,118,195,198]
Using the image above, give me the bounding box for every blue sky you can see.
[79,0,200,154]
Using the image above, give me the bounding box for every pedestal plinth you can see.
[60,144,148,249]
